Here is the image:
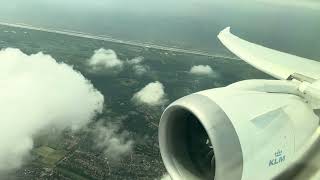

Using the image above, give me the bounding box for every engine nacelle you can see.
[159,80,319,180]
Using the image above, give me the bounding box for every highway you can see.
[0,22,239,60]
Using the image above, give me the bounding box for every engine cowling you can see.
[159,80,319,180]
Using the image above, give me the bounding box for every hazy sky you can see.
[0,0,319,59]
[2,0,320,12]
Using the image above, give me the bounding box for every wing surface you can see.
[218,27,320,80]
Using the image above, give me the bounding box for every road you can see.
[0,22,239,60]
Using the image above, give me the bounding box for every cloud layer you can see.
[92,121,134,161]
[189,65,215,76]
[132,81,167,106]
[0,48,104,171]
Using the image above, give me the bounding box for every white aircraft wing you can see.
[218,27,320,80]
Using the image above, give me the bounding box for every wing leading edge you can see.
[218,27,320,80]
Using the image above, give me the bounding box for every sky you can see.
[1,0,319,18]
[0,0,319,58]
[2,0,320,12]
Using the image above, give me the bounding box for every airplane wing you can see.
[218,27,320,80]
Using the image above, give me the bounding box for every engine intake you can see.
[159,94,243,180]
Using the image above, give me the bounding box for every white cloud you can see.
[132,64,149,76]
[127,56,144,65]
[87,48,123,73]
[0,48,104,171]
[92,121,134,161]
[127,56,149,76]
[132,81,167,106]
[87,50,149,75]
[189,65,215,76]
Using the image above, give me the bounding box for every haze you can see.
[0,0,319,60]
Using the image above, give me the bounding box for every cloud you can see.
[87,48,123,73]
[92,121,134,161]
[132,64,149,76]
[127,56,149,76]
[0,48,104,171]
[127,56,144,65]
[189,65,216,76]
[87,50,149,75]
[132,81,167,106]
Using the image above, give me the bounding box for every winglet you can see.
[224,26,231,33]
[218,27,231,40]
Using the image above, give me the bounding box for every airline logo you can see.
[269,150,286,167]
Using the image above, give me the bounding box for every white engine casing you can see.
[159,80,319,180]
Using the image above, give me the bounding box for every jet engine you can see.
[159,80,320,180]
